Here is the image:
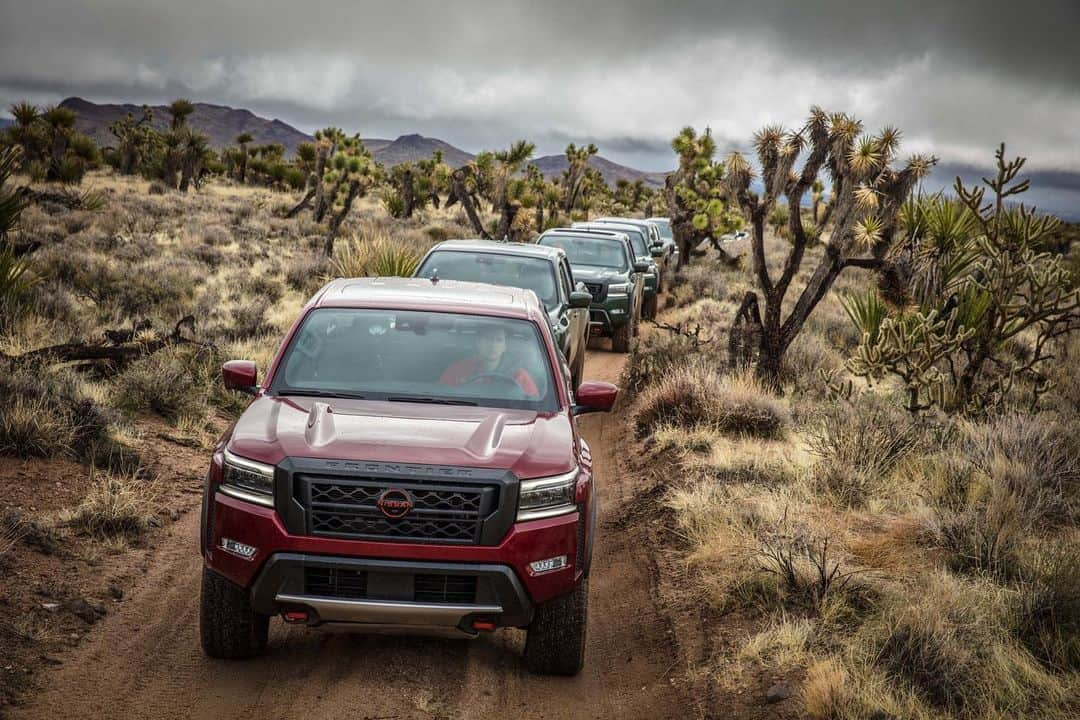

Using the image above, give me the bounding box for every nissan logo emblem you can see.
[376,488,414,519]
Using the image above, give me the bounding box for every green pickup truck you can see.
[414,239,593,387]
[537,228,648,353]
[574,220,664,319]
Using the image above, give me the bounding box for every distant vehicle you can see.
[593,217,673,270]
[573,221,663,319]
[537,228,648,353]
[414,239,592,388]
[719,230,749,243]
[646,217,679,260]
[200,278,617,676]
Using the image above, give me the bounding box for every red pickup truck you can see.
[199,277,616,675]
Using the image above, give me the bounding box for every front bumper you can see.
[249,554,533,632]
[588,295,631,334]
[205,491,584,624]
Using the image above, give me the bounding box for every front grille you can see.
[305,566,368,599]
[301,476,498,544]
[414,574,477,604]
[584,282,607,302]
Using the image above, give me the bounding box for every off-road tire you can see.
[643,293,659,320]
[524,579,588,676]
[200,567,269,659]
[612,320,632,353]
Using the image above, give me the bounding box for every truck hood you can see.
[226,395,575,479]
[570,266,626,284]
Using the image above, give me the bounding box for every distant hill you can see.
[45,97,674,188]
[59,96,313,153]
[0,118,12,130]
[531,154,669,188]
[366,133,474,168]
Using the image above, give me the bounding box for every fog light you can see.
[220,538,257,559]
[610,309,624,315]
[529,555,568,575]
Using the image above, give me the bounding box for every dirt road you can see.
[13,348,684,720]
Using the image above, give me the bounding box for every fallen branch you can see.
[0,316,209,370]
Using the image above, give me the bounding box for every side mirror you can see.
[569,290,593,308]
[572,380,618,415]
[632,261,650,274]
[223,360,258,395]
[650,246,665,258]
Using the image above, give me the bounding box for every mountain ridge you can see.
[45,97,671,186]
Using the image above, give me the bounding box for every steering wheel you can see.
[463,372,524,394]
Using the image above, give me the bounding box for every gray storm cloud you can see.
[1,0,1078,179]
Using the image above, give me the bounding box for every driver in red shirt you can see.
[439,324,540,396]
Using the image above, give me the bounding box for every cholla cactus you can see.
[843,146,1080,413]
[724,109,936,388]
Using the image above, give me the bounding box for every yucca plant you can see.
[331,233,419,278]
[0,146,35,330]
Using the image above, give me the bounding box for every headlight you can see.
[221,449,275,507]
[606,283,629,295]
[517,468,578,522]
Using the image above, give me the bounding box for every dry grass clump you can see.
[806,397,928,507]
[284,252,331,295]
[63,467,155,537]
[0,368,118,463]
[633,362,789,439]
[112,345,209,421]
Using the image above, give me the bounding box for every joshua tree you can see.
[447,165,488,238]
[235,132,253,182]
[562,142,597,214]
[0,146,35,329]
[725,109,935,388]
[108,106,156,175]
[843,146,1080,413]
[178,130,211,192]
[323,136,378,253]
[167,98,195,131]
[6,102,40,172]
[491,140,535,240]
[811,178,825,223]
[665,127,743,268]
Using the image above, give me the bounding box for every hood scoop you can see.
[305,401,336,448]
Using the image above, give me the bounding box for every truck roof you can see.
[313,276,546,321]
[426,238,566,263]
[541,227,628,242]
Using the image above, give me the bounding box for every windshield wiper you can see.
[387,396,478,406]
[279,389,366,399]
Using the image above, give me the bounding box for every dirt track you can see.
[12,347,686,720]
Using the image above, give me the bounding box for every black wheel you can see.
[643,293,659,320]
[612,320,631,353]
[524,580,588,676]
[200,567,269,659]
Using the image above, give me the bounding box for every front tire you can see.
[611,320,632,353]
[524,580,588,676]
[200,567,269,659]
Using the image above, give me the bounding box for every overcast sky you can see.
[1,0,1078,212]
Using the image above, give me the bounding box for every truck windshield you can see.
[416,251,559,311]
[538,235,628,270]
[272,309,558,412]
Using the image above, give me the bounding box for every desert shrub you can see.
[112,346,207,420]
[241,274,284,304]
[622,330,706,397]
[423,224,456,243]
[806,397,926,506]
[65,468,154,537]
[866,573,1070,716]
[667,264,718,308]
[228,301,270,339]
[1013,540,1080,672]
[201,224,231,246]
[633,363,788,439]
[189,243,224,268]
[284,253,330,295]
[147,180,168,195]
[0,368,116,462]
